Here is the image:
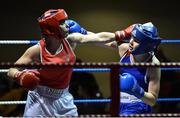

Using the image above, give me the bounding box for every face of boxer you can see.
[59,20,69,37]
[129,37,139,53]
[38,9,69,40]
[44,20,69,40]
[129,37,153,62]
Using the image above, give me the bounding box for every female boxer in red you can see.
[7,9,98,117]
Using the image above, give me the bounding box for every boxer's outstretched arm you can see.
[67,32,115,43]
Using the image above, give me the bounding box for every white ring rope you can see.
[0,101,26,105]
[0,40,36,44]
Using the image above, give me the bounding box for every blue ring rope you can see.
[157,98,180,102]
[73,98,180,103]
[161,68,180,71]
[73,68,111,72]
[73,68,180,72]
[74,99,111,103]
[0,98,179,105]
[30,40,39,44]
[161,40,180,43]
[28,40,180,44]
[0,68,179,73]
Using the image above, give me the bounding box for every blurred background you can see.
[0,0,180,116]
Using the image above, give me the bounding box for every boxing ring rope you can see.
[1,62,180,116]
[1,67,180,73]
[1,40,180,117]
[1,62,180,68]
[0,39,180,44]
[1,66,180,106]
[1,97,180,104]
[0,62,121,115]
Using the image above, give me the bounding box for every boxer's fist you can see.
[123,24,136,38]
[65,19,87,34]
[14,70,40,90]
[120,73,145,99]
[115,24,136,43]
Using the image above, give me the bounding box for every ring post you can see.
[110,65,120,116]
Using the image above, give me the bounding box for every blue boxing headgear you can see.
[131,22,161,55]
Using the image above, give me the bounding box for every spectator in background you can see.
[69,59,106,114]
[0,74,27,116]
[0,73,10,97]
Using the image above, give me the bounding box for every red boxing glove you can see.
[14,70,40,90]
[124,24,136,37]
[115,24,136,43]
[115,30,126,44]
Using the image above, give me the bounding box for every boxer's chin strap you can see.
[145,52,154,62]
[133,52,154,62]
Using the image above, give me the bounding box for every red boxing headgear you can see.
[38,9,68,38]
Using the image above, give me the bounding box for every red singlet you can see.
[38,39,75,89]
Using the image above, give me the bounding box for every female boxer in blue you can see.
[115,22,161,115]
[67,22,161,115]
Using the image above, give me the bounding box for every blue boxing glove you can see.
[65,19,87,34]
[120,73,145,99]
